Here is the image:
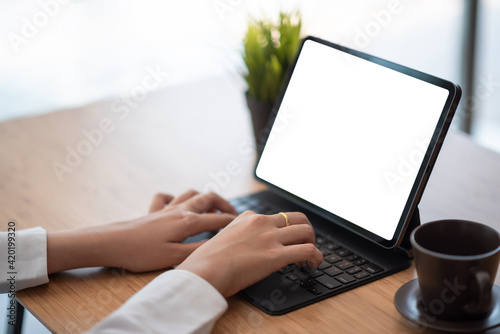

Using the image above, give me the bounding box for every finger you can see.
[169,190,200,205]
[277,224,316,245]
[149,193,174,213]
[184,213,236,237]
[282,243,323,269]
[272,212,312,228]
[187,192,238,215]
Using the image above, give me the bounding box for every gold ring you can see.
[279,212,290,227]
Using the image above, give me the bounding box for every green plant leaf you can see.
[242,11,302,103]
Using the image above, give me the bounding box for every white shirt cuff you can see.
[89,269,228,334]
[0,227,48,293]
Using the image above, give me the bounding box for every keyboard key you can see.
[352,258,368,266]
[335,260,354,270]
[306,270,324,278]
[335,273,356,284]
[300,266,323,278]
[301,265,314,273]
[319,247,332,256]
[299,278,316,288]
[345,254,359,262]
[324,254,342,263]
[361,263,383,274]
[278,266,292,274]
[288,266,308,281]
[354,271,370,279]
[290,264,305,272]
[325,242,341,251]
[335,248,352,257]
[307,286,322,295]
[316,236,326,245]
[285,272,299,281]
[346,266,361,275]
[318,261,332,270]
[323,266,343,277]
[316,275,343,290]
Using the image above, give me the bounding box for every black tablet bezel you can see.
[253,36,461,249]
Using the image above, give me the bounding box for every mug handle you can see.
[465,268,492,314]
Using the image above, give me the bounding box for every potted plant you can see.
[242,11,302,151]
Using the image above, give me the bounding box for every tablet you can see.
[255,36,461,248]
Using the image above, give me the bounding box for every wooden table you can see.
[1,76,499,333]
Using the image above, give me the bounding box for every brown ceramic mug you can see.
[410,220,500,321]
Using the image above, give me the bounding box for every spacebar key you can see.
[316,275,342,290]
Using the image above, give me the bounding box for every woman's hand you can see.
[47,190,237,274]
[177,211,323,297]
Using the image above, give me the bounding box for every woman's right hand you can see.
[177,210,323,297]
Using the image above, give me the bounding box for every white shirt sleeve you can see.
[0,227,49,293]
[0,228,228,333]
[88,269,228,334]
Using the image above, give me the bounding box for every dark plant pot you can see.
[245,92,273,153]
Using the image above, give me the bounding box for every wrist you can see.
[46,226,114,274]
[177,258,230,297]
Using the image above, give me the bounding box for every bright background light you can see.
[2,0,498,154]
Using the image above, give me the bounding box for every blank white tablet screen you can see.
[256,39,449,240]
